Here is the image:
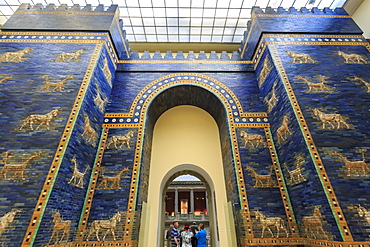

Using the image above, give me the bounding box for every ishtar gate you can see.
[0,3,369,247]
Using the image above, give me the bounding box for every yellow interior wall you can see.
[352,0,370,39]
[142,105,232,247]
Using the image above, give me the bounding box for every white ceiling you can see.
[0,0,346,43]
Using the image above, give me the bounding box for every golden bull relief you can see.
[239,130,266,148]
[97,166,129,190]
[0,151,43,180]
[254,209,289,238]
[245,165,276,188]
[331,149,368,177]
[106,130,135,149]
[86,211,122,241]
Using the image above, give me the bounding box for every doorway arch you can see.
[160,164,218,247]
[138,104,237,247]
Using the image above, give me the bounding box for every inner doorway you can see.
[164,174,210,247]
[139,105,235,247]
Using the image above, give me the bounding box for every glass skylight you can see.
[0,0,346,43]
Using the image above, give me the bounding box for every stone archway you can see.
[159,165,218,247]
[138,105,237,247]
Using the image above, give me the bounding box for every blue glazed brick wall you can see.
[256,46,342,240]
[271,41,370,241]
[33,45,114,245]
[0,40,100,246]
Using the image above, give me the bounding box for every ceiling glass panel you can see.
[215,8,228,17]
[157,35,168,42]
[212,36,222,42]
[128,7,141,16]
[223,36,233,42]
[217,0,231,8]
[201,36,211,42]
[140,8,153,17]
[203,8,216,18]
[178,0,191,8]
[156,26,167,34]
[130,18,143,25]
[202,19,214,26]
[191,27,201,34]
[152,0,165,8]
[153,8,166,17]
[179,18,190,26]
[143,18,155,25]
[191,18,202,26]
[0,0,346,43]
[190,35,201,42]
[138,0,152,8]
[154,17,166,25]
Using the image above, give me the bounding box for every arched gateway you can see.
[135,75,248,247]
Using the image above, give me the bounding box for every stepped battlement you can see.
[251,6,349,16]
[15,3,118,13]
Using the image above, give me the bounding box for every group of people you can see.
[166,221,207,247]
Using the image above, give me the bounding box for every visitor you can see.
[195,223,207,247]
[190,225,198,247]
[181,224,193,247]
[166,224,174,247]
[171,221,180,247]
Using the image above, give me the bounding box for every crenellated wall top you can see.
[241,6,363,60]
[1,4,130,59]
[251,6,349,16]
[14,3,118,14]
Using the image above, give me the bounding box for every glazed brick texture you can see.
[272,43,370,241]
[34,45,114,245]
[107,72,265,114]
[0,40,100,246]
[241,7,362,60]
[256,48,341,240]
[117,62,254,72]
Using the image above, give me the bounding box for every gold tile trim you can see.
[231,124,253,238]
[77,128,109,241]
[265,127,299,237]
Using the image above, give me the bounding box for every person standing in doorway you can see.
[171,221,180,247]
[181,224,193,247]
[166,224,174,247]
[195,223,207,247]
